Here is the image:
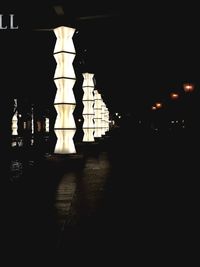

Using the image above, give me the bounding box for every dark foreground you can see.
[1,126,199,265]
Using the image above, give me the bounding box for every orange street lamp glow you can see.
[155,102,162,108]
[183,83,194,93]
[170,93,179,99]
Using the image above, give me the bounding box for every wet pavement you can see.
[2,127,200,265]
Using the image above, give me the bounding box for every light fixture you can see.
[45,117,49,132]
[101,101,107,136]
[53,26,76,154]
[94,90,102,138]
[12,99,18,136]
[183,83,194,93]
[82,73,95,142]
[152,106,157,110]
[170,93,179,99]
[31,106,34,134]
[155,102,162,108]
[105,107,110,132]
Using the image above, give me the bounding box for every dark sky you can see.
[1,1,200,116]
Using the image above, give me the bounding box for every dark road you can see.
[2,126,199,265]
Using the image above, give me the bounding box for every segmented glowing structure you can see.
[82,72,95,142]
[53,26,76,154]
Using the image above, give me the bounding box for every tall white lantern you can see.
[105,107,110,132]
[94,90,102,138]
[101,101,107,136]
[53,26,76,154]
[31,106,34,134]
[12,99,18,136]
[82,73,95,142]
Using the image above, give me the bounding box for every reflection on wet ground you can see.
[3,128,200,265]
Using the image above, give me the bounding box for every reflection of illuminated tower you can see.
[82,73,95,142]
[94,90,102,138]
[53,26,76,154]
[12,99,18,136]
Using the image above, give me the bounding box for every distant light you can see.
[182,120,185,123]
[139,120,142,124]
[183,83,194,93]
[152,106,156,110]
[78,118,82,122]
[182,125,185,128]
[156,102,162,108]
[82,73,95,142]
[170,93,179,99]
[171,120,175,123]
[176,120,179,123]
[118,115,121,119]
[115,112,119,116]
[18,114,22,118]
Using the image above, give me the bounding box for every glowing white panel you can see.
[54,26,75,53]
[12,99,18,136]
[31,107,34,134]
[82,72,95,142]
[83,115,94,128]
[45,118,49,132]
[101,102,107,135]
[53,26,76,154]
[54,79,76,104]
[94,90,102,138]
[54,104,76,129]
[54,129,76,154]
[105,107,110,132]
[54,53,75,79]
[83,129,94,142]
[12,112,18,135]
[82,73,94,87]
[83,101,94,114]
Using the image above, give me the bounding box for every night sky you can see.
[1,1,200,117]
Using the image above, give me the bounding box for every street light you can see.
[155,102,162,109]
[152,106,157,110]
[170,93,179,100]
[183,83,194,93]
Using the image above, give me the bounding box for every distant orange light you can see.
[155,102,162,108]
[152,106,157,110]
[183,83,194,93]
[170,93,179,99]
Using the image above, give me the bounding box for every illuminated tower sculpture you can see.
[12,99,18,136]
[53,26,76,154]
[31,106,34,134]
[101,101,107,136]
[94,90,102,138]
[82,72,95,142]
[104,107,110,132]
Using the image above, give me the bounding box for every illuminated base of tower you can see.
[54,129,76,154]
